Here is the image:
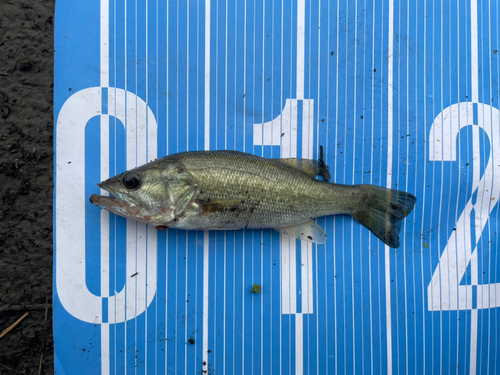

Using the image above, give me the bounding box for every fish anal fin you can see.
[276,219,327,244]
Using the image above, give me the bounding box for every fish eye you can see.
[122,173,140,190]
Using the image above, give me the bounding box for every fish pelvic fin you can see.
[276,219,327,244]
[353,185,417,248]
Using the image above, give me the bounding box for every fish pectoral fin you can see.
[274,158,331,182]
[276,220,327,244]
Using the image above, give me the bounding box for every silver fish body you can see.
[90,150,416,248]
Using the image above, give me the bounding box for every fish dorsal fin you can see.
[274,158,331,182]
[276,219,327,244]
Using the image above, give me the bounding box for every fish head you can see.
[90,163,174,223]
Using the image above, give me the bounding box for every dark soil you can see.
[0,0,55,373]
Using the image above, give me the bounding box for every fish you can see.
[90,149,417,248]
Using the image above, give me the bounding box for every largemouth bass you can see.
[90,150,416,248]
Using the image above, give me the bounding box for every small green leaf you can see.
[250,284,261,293]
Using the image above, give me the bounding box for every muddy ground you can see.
[0,0,55,373]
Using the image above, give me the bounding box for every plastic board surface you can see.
[54,0,500,374]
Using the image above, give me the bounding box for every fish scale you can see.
[174,151,358,228]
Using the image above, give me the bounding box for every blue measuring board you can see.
[54,0,500,374]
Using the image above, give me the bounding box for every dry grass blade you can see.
[0,362,14,372]
[0,312,29,338]
[44,298,48,325]
[0,363,16,372]
[38,349,44,375]
[0,304,53,313]
[9,212,26,228]
[38,297,49,375]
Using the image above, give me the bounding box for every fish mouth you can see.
[90,183,140,216]
[90,183,122,208]
[89,194,126,209]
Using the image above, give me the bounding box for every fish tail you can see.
[352,185,417,248]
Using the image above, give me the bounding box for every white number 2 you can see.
[427,102,500,311]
